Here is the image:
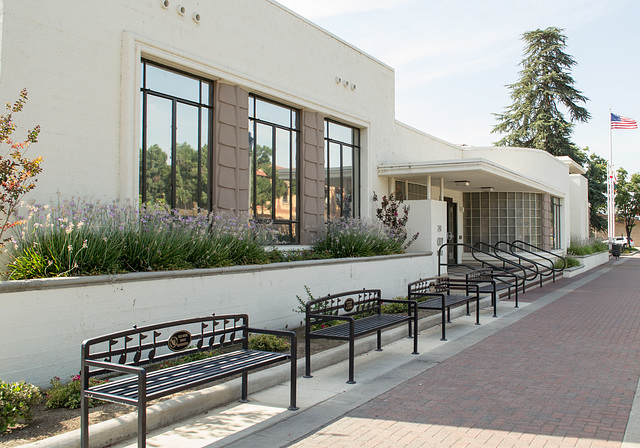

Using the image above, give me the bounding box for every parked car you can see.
[602,236,634,247]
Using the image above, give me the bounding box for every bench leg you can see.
[138,373,147,448]
[475,298,480,325]
[80,391,89,448]
[347,338,356,384]
[492,292,498,318]
[289,345,299,411]
[412,311,419,354]
[466,301,470,316]
[441,309,447,341]
[240,372,248,402]
[376,329,382,351]
[514,286,519,308]
[304,335,312,378]
[446,306,451,323]
[138,402,146,448]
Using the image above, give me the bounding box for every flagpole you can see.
[608,109,614,244]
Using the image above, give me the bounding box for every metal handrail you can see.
[510,240,566,273]
[437,242,529,293]
[494,241,554,285]
[474,242,539,285]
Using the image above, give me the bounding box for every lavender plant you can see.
[5,199,277,279]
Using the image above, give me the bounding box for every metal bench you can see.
[304,289,418,384]
[466,267,520,313]
[407,276,480,341]
[81,314,297,448]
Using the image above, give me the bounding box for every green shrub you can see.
[6,201,275,279]
[45,375,106,410]
[248,334,291,352]
[568,235,608,256]
[381,298,411,314]
[560,256,581,268]
[0,380,41,432]
[312,218,403,258]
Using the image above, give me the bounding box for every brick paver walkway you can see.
[290,257,640,448]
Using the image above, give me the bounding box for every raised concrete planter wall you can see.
[0,253,431,387]
[563,251,609,278]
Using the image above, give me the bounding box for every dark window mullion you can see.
[171,99,177,210]
[271,126,276,221]
[339,143,344,217]
[197,104,202,210]
[141,93,148,205]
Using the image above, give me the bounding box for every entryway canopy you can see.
[377,157,565,197]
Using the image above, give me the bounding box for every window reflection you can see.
[140,61,213,214]
[325,119,360,220]
[248,96,299,243]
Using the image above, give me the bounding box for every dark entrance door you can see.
[445,197,458,264]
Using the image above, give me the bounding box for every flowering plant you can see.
[372,192,419,249]
[0,89,42,249]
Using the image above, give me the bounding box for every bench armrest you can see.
[83,359,145,375]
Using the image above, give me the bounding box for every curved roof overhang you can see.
[377,158,564,197]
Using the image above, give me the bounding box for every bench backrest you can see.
[81,314,249,376]
[466,268,493,283]
[306,289,382,322]
[408,276,450,296]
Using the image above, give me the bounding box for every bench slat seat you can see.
[411,293,477,310]
[309,314,412,339]
[87,350,288,402]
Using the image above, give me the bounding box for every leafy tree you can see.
[0,89,42,248]
[142,142,208,212]
[252,144,288,217]
[143,144,171,207]
[584,151,607,232]
[492,27,590,162]
[614,168,640,244]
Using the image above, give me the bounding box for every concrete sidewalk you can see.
[82,255,640,447]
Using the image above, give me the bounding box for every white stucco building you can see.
[0,0,593,387]
[0,0,588,267]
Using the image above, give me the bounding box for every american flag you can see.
[611,113,638,129]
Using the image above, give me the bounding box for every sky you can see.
[275,0,640,174]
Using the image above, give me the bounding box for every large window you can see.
[325,120,360,220]
[463,192,542,249]
[140,61,213,214]
[248,96,299,242]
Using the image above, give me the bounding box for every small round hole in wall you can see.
[193,12,201,23]
[351,84,357,91]
[177,5,186,15]
[343,80,349,87]
[162,0,170,8]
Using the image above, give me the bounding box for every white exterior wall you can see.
[463,147,568,196]
[569,174,589,240]
[0,0,589,232]
[1,254,431,387]
[0,0,397,213]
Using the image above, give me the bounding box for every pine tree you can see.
[492,27,590,161]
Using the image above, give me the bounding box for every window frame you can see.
[248,94,300,243]
[324,118,361,221]
[139,59,214,212]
